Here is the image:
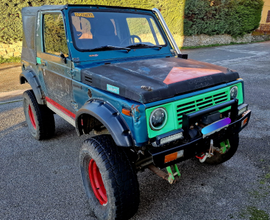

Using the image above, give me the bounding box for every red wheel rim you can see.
[28,105,36,129]
[88,159,108,205]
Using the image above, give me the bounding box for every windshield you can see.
[70,11,166,51]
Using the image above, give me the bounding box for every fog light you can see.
[238,106,247,116]
[160,132,183,145]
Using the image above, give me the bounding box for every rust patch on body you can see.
[131,105,140,122]
[88,89,92,98]
[131,105,140,113]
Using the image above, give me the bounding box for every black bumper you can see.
[149,108,251,169]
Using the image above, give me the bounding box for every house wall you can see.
[259,0,270,31]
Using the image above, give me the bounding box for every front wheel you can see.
[204,134,239,165]
[79,135,140,220]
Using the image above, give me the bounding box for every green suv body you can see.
[20,4,251,220]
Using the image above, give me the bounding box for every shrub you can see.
[0,56,21,64]
[0,0,185,43]
[184,0,264,37]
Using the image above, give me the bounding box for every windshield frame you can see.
[68,8,168,52]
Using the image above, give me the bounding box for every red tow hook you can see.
[196,139,215,163]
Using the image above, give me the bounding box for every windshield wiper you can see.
[89,45,131,52]
[127,43,162,50]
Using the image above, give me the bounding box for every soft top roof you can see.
[21,5,67,16]
[21,4,151,17]
[21,5,67,64]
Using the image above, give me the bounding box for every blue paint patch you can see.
[140,67,151,74]
[107,84,119,94]
[202,118,231,136]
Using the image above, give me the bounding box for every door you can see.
[38,12,76,125]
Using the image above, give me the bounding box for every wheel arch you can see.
[76,100,134,147]
[20,70,45,105]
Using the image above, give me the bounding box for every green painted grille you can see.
[176,91,229,126]
[145,82,244,138]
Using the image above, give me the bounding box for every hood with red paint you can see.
[81,57,239,104]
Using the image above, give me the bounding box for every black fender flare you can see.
[75,100,134,147]
[20,70,45,105]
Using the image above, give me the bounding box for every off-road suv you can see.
[20,5,251,220]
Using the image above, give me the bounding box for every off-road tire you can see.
[205,134,239,165]
[79,135,140,220]
[23,90,55,140]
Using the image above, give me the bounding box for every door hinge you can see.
[71,69,80,79]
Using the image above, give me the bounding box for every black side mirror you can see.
[60,52,67,64]
[178,54,188,59]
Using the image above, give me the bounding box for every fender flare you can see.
[75,100,134,147]
[20,70,45,105]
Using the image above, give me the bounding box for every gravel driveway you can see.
[0,41,269,220]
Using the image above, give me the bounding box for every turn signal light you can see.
[241,117,248,127]
[122,108,131,116]
[164,150,184,163]
[165,152,177,163]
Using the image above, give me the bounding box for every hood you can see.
[81,57,239,104]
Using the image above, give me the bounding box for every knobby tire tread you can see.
[81,135,140,220]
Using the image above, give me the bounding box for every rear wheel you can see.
[205,134,239,165]
[79,135,140,220]
[23,90,55,140]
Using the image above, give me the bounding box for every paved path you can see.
[0,41,269,220]
[0,63,30,93]
[0,63,30,104]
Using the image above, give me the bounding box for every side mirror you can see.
[60,52,67,64]
[178,54,188,59]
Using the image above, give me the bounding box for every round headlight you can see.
[150,108,168,130]
[230,86,238,99]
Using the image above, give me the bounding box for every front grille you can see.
[176,91,229,126]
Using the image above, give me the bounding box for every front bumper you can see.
[148,104,251,169]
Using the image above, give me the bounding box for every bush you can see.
[184,0,264,37]
[0,56,21,64]
[0,0,185,44]
[0,0,67,43]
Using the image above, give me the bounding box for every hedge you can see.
[0,0,185,44]
[184,0,264,37]
[0,0,264,44]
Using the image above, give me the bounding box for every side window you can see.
[43,13,69,56]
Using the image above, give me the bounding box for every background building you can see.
[259,0,270,32]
